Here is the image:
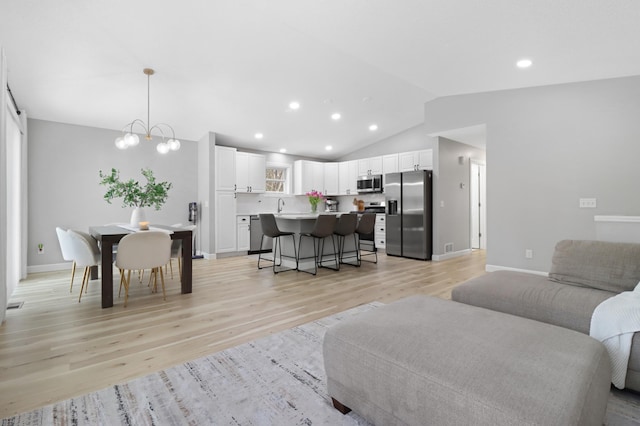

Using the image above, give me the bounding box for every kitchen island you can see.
[268,212,358,272]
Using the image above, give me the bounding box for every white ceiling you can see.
[1,0,639,159]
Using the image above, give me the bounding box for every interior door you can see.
[471,162,487,249]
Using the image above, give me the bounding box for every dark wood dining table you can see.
[89,224,193,308]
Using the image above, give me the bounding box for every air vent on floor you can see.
[444,243,454,253]
[7,301,23,310]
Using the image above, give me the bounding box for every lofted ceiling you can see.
[1,0,639,159]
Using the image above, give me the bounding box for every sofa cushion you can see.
[451,270,614,334]
[549,239,640,293]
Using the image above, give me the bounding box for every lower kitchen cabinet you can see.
[215,191,237,253]
[237,215,250,251]
[375,214,386,249]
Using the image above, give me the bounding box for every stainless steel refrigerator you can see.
[385,170,433,260]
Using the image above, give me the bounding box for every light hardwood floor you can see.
[0,250,486,418]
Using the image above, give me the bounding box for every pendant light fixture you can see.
[114,68,180,154]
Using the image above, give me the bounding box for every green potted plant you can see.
[99,168,172,227]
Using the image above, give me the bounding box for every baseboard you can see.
[29,253,214,274]
[485,264,548,276]
[432,249,472,262]
[27,262,72,274]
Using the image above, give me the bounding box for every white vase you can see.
[130,207,146,227]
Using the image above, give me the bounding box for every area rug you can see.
[3,302,640,426]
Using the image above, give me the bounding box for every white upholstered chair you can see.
[115,231,171,307]
[67,230,101,302]
[56,227,77,292]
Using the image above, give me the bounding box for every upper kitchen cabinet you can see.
[323,163,339,195]
[382,154,399,175]
[358,156,383,176]
[215,146,237,191]
[399,149,433,172]
[294,160,324,195]
[338,160,358,195]
[236,152,266,193]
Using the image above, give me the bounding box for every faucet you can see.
[277,198,285,213]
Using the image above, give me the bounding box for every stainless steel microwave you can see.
[357,174,383,193]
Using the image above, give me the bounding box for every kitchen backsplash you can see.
[236,192,385,215]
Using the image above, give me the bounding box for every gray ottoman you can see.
[323,296,611,426]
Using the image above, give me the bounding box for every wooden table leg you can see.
[181,233,192,294]
[101,241,114,308]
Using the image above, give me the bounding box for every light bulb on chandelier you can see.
[115,68,180,154]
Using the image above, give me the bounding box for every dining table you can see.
[89,224,193,308]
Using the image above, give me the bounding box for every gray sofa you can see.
[452,239,640,391]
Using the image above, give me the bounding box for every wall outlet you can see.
[525,249,533,259]
[579,198,597,208]
[37,243,44,254]
[444,243,454,253]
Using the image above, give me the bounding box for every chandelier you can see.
[115,68,180,154]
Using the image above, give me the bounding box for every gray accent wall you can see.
[27,119,198,268]
[424,75,640,272]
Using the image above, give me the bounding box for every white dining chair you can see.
[56,227,77,292]
[67,230,101,302]
[116,231,171,307]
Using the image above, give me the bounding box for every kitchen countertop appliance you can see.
[385,170,433,260]
[325,199,339,212]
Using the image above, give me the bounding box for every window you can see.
[265,164,290,194]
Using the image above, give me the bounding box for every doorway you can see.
[470,160,486,249]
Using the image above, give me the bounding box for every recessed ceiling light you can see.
[331,113,341,120]
[516,59,532,68]
[325,145,333,151]
[369,124,378,131]
[289,101,300,110]
[279,148,287,153]
[254,133,263,139]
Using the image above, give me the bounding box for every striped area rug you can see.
[2,302,640,425]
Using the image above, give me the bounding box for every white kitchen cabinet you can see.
[323,163,339,195]
[294,160,324,195]
[215,190,237,253]
[215,146,237,191]
[399,149,433,172]
[236,215,250,251]
[375,214,386,249]
[236,152,266,193]
[338,160,358,195]
[358,156,383,176]
[382,154,399,175]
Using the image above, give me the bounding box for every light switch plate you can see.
[579,198,597,208]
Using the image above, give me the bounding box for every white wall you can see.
[197,132,216,256]
[340,123,433,160]
[27,119,198,269]
[0,49,7,322]
[424,75,640,272]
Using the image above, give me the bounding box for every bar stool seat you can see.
[257,214,297,273]
[334,213,359,266]
[298,214,339,275]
